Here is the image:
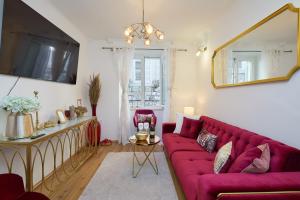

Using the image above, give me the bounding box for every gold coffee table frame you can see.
[129,135,160,178]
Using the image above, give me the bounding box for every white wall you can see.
[0,0,91,134]
[87,40,120,140]
[0,0,91,184]
[171,44,199,121]
[197,0,300,149]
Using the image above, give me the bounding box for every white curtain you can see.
[163,48,176,122]
[113,48,134,145]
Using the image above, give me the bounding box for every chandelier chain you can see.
[142,0,145,23]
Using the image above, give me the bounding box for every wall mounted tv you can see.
[0,0,80,85]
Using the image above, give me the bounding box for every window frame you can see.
[129,51,164,110]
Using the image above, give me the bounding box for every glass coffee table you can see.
[129,135,160,178]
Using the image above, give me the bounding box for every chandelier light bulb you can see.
[127,36,134,44]
[156,30,164,40]
[145,23,153,34]
[144,38,151,46]
[196,50,201,57]
[124,27,133,36]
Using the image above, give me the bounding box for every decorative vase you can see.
[91,104,97,117]
[5,112,34,138]
[87,104,101,145]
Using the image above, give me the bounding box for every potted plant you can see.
[0,96,40,138]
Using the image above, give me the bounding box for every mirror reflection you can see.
[213,5,299,87]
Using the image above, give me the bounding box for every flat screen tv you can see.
[0,0,80,84]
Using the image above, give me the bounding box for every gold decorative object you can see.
[129,135,160,178]
[135,132,148,141]
[56,109,67,124]
[0,117,98,197]
[6,112,34,138]
[124,0,164,46]
[33,91,42,131]
[75,106,87,117]
[212,3,300,88]
[43,121,57,128]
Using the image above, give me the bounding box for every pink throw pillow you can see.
[242,143,270,173]
[179,117,201,139]
[228,145,262,173]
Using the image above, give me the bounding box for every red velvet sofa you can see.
[0,173,49,200]
[162,116,300,200]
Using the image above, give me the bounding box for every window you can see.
[229,54,258,84]
[129,53,163,108]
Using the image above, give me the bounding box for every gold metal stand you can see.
[0,116,98,197]
[132,144,159,178]
[130,135,160,178]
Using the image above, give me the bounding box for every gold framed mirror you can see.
[212,4,300,88]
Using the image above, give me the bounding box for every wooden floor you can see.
[44,143,184,200]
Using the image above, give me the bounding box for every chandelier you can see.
[124,0,164,46]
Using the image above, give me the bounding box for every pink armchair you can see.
[133,109,157,128]
[0,173,49,200]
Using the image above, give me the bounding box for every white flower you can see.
[0,96,40,114]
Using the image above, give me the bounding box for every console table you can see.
[0,116,98,196]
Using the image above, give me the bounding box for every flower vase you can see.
[92,104,97,117]
[87,104,101,145]
[6,112,34,138]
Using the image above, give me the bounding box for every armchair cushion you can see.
[133,109,157,127]
[0,173,25,200]
[17,192,49,200]
[0,173,49,200]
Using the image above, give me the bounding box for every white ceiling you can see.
[49,0,235,43]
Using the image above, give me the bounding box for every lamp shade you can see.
[183,107,195,116]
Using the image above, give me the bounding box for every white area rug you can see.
[79,152,178,200]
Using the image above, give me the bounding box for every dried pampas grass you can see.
[88,74,101,105]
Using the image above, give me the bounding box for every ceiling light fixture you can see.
[124,0,164,46]
[196,46,207,56]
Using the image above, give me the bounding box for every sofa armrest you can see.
[197,172,300,200]
[162,123,176,134]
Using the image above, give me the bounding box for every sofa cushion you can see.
[197,129,218,153]
[163,133,204,159]
[214,141,235,174]
[180,117,202,139]
[171,151,215,200]
[242,143,270,173]
[200,116,300,172]
[174,113,200,133]
[228,144,262,173]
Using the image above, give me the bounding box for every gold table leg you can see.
[132,144,159,178]
[26,145,33,192]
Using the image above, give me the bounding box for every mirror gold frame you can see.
[212,3,300,88]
